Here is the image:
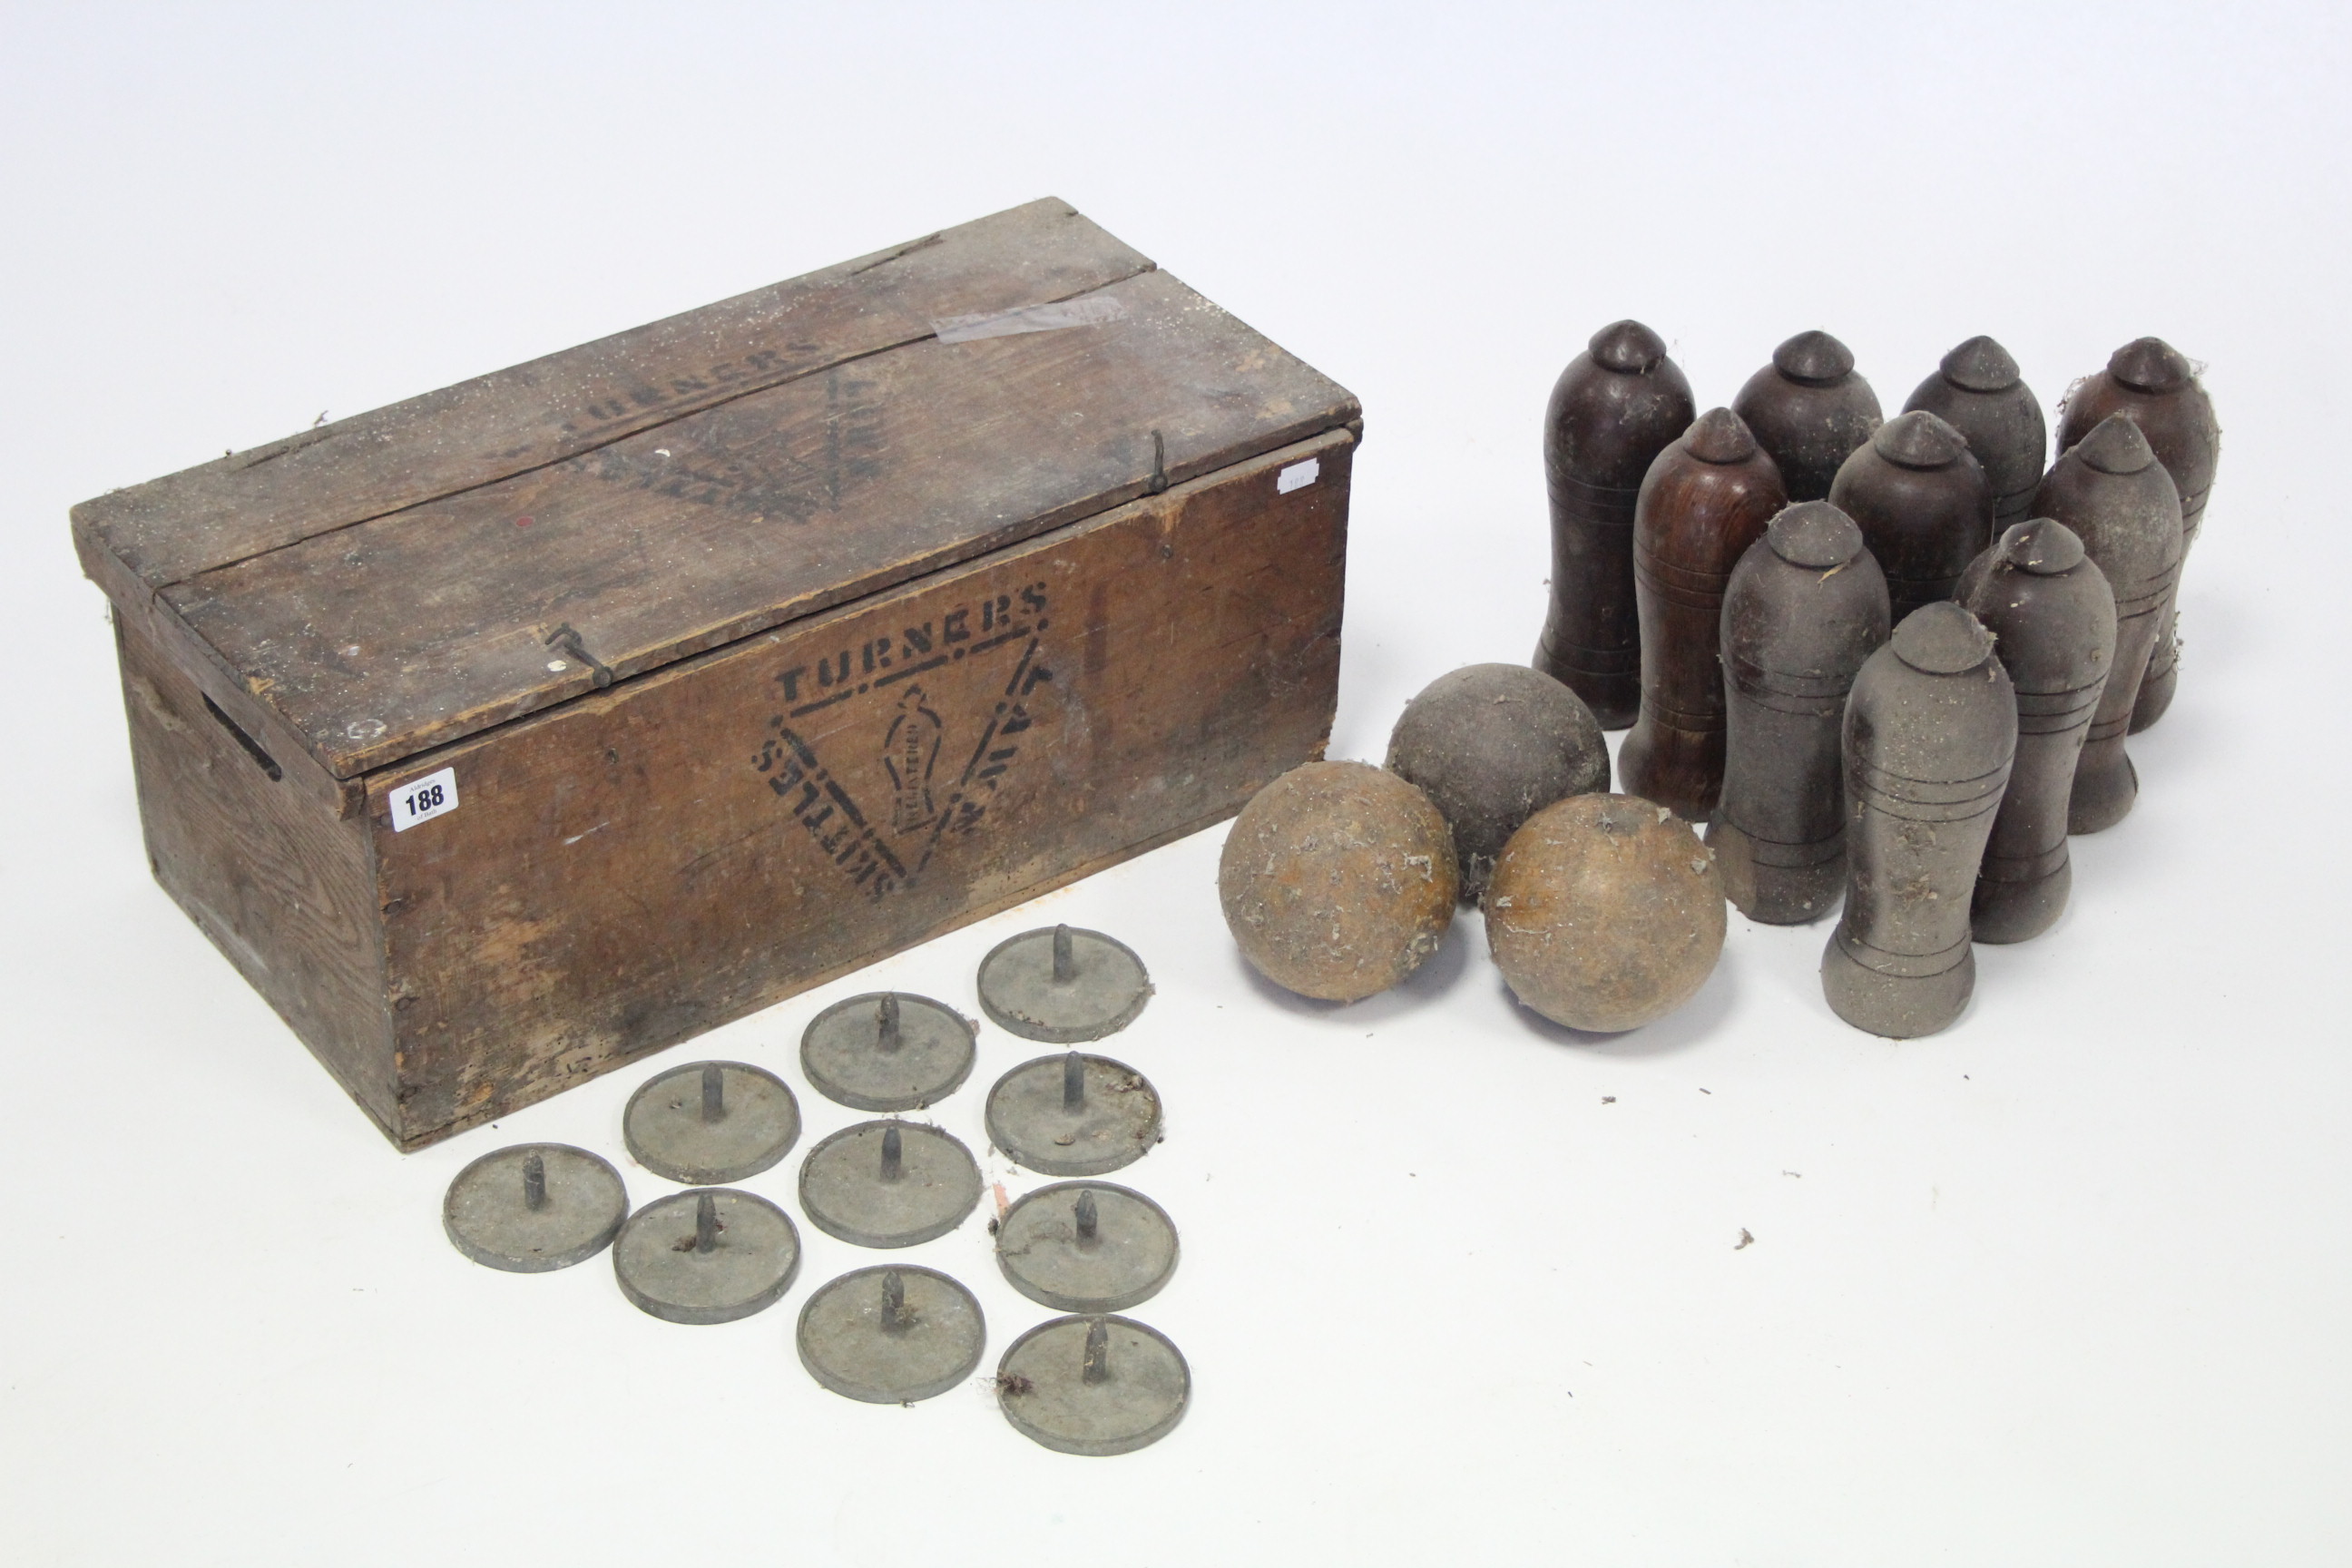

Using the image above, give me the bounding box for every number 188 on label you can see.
[390,767,460,831]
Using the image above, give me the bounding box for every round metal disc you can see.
[612,1188,800,1325]
[985,1053,1162,1177]
[996,1314,1191,1456]
[622,1060,800,1185]
[975,925,1152,1043]
[444,1142,627,1272]
[799,992,977,1112]
[797,1265,987,1404]
[996,1181,1180,1313]
[799,1120,983,1248]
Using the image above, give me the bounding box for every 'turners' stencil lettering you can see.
[750,582,1054,897]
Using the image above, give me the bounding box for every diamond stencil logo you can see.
[752,582,1053,897]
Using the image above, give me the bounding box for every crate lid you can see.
[74,199,1359,779]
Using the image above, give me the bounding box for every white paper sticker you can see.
[1277,458,1320,495]
[390,767,459,831]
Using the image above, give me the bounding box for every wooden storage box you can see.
[74,199,1359,1150]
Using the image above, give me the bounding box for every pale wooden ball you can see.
[1485,792,1726,1031]
[1219,760,1457,1002]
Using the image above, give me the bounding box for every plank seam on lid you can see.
[154,265,1358,780]
[161,323,975,587]
[72,198,1156,587]
[352,426,1357,795]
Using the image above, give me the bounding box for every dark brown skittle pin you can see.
[1732,330,1883,503]
[1905,335,2047,532]
[1620,408,1788,819]
[1828,409,1995,625]
[1535,321,1697,728]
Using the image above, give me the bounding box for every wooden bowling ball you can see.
[1485,793,1726,1031]
[1218,760,1457,1002]
[1385,663,1609,904]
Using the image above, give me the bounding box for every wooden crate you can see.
[74,199,1359,1150]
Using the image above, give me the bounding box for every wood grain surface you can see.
[77,201,1358,1148]
[371,431,1349,1146]
[160,267,1355,777]
[72,199,1151,590]
[114,616,397,1133]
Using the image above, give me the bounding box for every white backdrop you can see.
[4,5,2348,1563]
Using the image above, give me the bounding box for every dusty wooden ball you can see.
[1219,760,1457,1002]
[1385,663,1610,904]
[1485,792,1726,1031]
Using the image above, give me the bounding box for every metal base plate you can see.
[996,1181,1179,1313]
[612,1189,801,1325]
[976,926,1152,1043]
[985,1053,1161,1177]
[798,1266,986,1404]
[799,1121,983,1249]
[444,1143,628,1273]
[800,992,976,1112]
[623,1061,801,1185]
[996,1315,1190,1456]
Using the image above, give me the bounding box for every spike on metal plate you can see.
[800,993,975,1112]
[623,1061,799,1185]
[976,926,1152,1043]
[995,1314,1190,1455]
[797,1265,986,1403]
[995,1180,1179,1312]
[799,1120,982,1249]
[445,1143,627,1272]
[612,1188,800,1325]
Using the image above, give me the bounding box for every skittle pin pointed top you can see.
[1997,517,2086,576]
[1052,924,1076,985]
[1683,407,1759,465]
[880,1125,904,1182]
[2075,412,2157,476]
[877,994,901,1053]
[701,1063,726,1123]
[881,1269,907,1330]
[2108,336,2194,394]
[1082,1318,1111,1385]
[1062,1050,1086,1112]
[1940,334,2022,394]
[1073,1189,1099,1247]
[1873,409,1969,470]
[1588,318,1669,374]
[1891,601,1997,676]
[1766,500,1867,571]
[522,1152,547,1211]
[1773,329,1857,387]
[694,1191,720,1254]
